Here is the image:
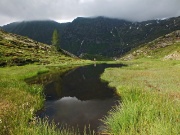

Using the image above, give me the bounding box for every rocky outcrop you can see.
[164,51,180,60]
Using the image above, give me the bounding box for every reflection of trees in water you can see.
[42,75,64,100]
[27,66,76,85]
[37,64,123,134]
[28,64,124,101]
[59,64,123,100]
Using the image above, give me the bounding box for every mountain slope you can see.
[61,16,180,57]
[2,20,69,45]
[121,30,180,60]
[0,30,75,66]
[2,16,180,58]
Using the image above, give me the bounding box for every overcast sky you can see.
[0,0,180,26]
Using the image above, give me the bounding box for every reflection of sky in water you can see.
[44,96,118,131]
[49,97,114,123]
[38,64,123,133]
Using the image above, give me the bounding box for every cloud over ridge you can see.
[0,0,180,25]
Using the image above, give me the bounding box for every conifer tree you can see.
[52,29,60,50]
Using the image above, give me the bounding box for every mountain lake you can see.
[30,63,124,134]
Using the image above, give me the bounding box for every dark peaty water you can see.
[37,63,123,134]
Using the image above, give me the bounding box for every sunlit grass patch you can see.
[0,80,44,134]
[103,87,180,135]
[103,59,180,93]
[101,59,180,135]
[0,62,93,135]
[0,65,59,134]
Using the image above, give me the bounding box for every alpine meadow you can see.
[0,0,180,134]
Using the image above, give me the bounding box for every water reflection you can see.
[41,97,118,132]
[37,64,124,134]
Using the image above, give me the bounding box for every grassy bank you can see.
[101,59,180,135]
[0,29,98,134]
[0,61,93,135]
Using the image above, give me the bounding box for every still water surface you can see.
[37,64,123,133]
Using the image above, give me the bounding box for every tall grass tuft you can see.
[0,65,79,135]
[101,59,180,135]
[103,87,180,135]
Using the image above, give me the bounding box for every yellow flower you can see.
[30,108,34,114]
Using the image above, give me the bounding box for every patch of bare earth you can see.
[0,100,14,116]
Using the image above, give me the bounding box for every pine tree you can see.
[51,29,60,50]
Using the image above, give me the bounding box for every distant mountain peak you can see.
[2,16,180,59]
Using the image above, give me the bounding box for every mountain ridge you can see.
[2,20,69,45]
[2,16,180,58]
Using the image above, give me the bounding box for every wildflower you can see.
[30,108,34,114]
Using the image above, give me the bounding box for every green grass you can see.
[0,29,96,135]
[101,59,180,135]
[136,42,180,59]
[1,29,180,134]
[0,63,93,135]
[0,65,45,135]
[0,29,92,66]
[122,31,180,60]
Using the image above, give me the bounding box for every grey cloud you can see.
[80,0,180,21]
[0,0,180,25]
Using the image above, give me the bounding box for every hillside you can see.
[122,30,180,60]
[0,30,77,66]
[61,16,180,57]
[0,29,180,135]
[2,20,69,45]
[0,29,93,135]
[2,16,180,58]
